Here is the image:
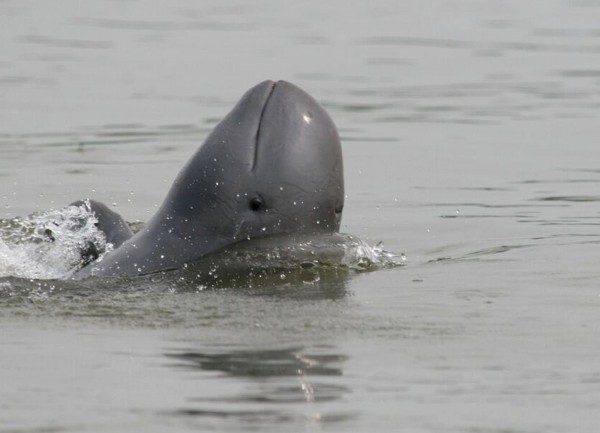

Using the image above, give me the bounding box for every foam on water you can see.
[0,201,112,280]
[0,202,400,283]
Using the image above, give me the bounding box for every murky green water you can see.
[2,1,600,432]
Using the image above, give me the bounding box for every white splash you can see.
[209,232,403,273]
[0,201,112,280]
[339,237,403,270]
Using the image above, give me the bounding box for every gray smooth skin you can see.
[74,80,344,278]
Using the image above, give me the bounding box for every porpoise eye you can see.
[249,196,263,211]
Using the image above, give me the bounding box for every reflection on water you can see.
[0,265,353,326]
[170,347,345,378]
[166,345,353,426]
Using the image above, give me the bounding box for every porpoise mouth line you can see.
[252,80,278,171]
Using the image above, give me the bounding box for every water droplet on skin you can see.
[112,202,117,207]
[302,112,313,124]
[261,227,266,232]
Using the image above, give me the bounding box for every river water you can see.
[1,1,600,432]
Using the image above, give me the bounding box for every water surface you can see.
[2,1,600,432]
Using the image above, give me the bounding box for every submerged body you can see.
[74,81,344,278]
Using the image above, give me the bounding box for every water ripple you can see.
[536,195,600,202]
[358,35,600,53]
[71,17,253,31]
[16,34,112,49]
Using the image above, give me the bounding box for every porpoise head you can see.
[79,80,344,277]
